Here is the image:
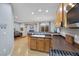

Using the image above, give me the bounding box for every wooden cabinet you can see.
[65,34,74,44]
[44,39,50,52]
[55,4,63,27]
[30,37,51,53]
[54,3,68,28]
[30,37,37,50]
[37,38,44,51]
[40,25,49,32]
[55,3,78,28]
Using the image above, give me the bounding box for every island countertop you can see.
[27,32,61,39]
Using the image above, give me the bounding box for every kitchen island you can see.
[28,32,79,55]
[28,32,52,53]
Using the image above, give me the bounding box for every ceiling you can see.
[11,3,59,23]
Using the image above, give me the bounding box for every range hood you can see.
[67,3,79,29]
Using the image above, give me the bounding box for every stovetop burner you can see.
[49,49,79,56]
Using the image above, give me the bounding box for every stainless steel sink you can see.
[31,35,45,37]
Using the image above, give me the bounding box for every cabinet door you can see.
[37,38,44,51]
[30,38,37,50]
[44,39,50,52]
[66,35,74,44]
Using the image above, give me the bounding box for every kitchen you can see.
[0,3,79,56]
[12,3,79,56]
[27,3,79,56]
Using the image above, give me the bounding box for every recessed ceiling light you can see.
[32,12,34,15]
[59,7,62,12]
[38,9,42,12]
[45,10,48,13]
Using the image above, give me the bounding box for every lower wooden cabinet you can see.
[44,39,50,52]
[30,37,51,53]
[30,38,37,50]
[65,34,74,44]
[37,38,44,51]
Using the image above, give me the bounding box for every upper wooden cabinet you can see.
[54,3,68,28]
[54,3,76,28]
[54,3,64,27]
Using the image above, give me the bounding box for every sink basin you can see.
[31,35,45,37]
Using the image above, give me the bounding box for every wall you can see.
[60,27,79,44]
[14,21,55,35]
[14,23,27,36]
[0,4,14,56]
[26,23,39,33]
[50,21,56,32]
[14,22,21,32]
[20,23,26,36]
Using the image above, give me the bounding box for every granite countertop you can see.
[52,35,79,52]
[27,32,51,35]
[28,32,60,35]
[28,32,60,38]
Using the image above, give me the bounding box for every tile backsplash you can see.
[60,27,79,44]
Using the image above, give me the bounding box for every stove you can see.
[49,49,79,56]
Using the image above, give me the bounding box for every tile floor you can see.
[11,36,48,56]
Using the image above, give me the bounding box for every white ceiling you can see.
[11,3,59,23]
